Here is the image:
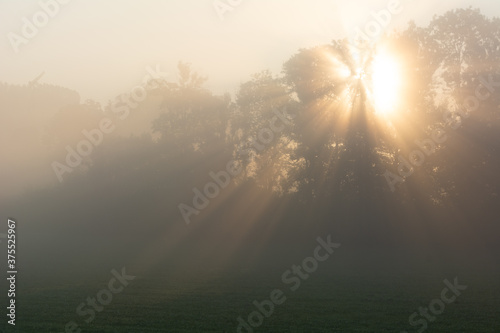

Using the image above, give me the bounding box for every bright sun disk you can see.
[370,52,401,116]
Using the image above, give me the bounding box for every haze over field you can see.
[0,0,499,103]
[0,1,499,332]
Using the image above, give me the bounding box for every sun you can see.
[328,44,403,118]
[369,51,402,116]
[355,67,366,80]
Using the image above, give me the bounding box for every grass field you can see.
[4,266,499,332]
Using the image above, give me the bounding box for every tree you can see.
[282,40,394,205]
[230,70,303,193]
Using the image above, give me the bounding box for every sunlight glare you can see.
[355,67,365,80]
[371,51,401,116]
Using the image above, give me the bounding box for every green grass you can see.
[4,269,500,332]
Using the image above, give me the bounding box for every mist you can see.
[1,1,499,332]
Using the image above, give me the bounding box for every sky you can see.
[1,0,499,104]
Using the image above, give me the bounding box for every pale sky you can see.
[1,0,499,104]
